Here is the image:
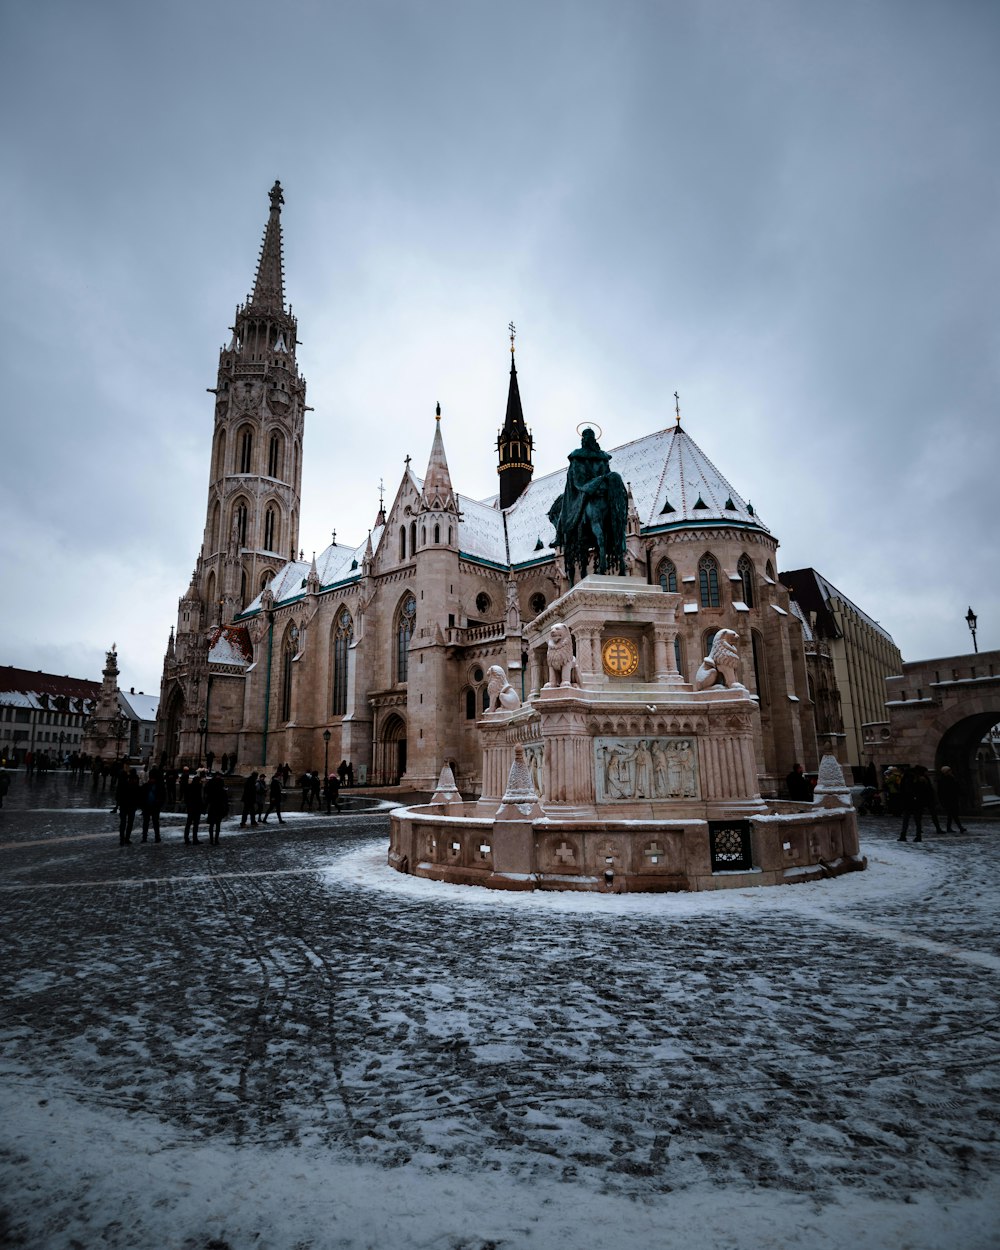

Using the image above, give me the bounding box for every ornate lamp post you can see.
[323,729,331,812]
[197,715,208,768]
[966,606,978,654]
[111,711,129,761]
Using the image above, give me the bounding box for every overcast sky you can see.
[1,0,997,696]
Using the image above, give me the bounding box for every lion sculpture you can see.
[694,628,744,691]
[544,623,582,689]
[486,665,522,712]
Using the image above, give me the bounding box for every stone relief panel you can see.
[594,736,700,802]
[523,743,545,797]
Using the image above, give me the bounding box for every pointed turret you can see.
[420,404,459,514]
[249,180,286,314]
[496,324,533,509]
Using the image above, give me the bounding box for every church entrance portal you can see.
[374,714,407,786]
[161,686,185,766]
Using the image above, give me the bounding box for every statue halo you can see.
[575,421,603,440]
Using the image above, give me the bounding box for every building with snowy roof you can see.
[0,666,99,764]
[157,184,854,795]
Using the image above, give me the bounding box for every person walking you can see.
[239,771,258,827]
[937,766,967,833]
[255,772,267,822]
[184,770,204,844]
[300,771,313,811]
[325,772,341,813]
[140,766,165,843]
[262,770,285,824]
[205,772,229,844]
[898,765,942,842]
[117,763,141,845]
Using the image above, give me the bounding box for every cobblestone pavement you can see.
[1,772,998,1249]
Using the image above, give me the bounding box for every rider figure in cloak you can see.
[549,427,628,582]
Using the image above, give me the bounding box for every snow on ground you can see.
[1,773,998,1249]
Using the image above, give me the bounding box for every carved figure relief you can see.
[595,736,699,802]
[524,743,545,797]
[694,628,745,691]
[544,623,582,689]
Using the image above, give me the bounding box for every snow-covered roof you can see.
[207,625,253,668]
[244,423,768,608]
[119,690,159,721]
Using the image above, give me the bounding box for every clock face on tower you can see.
[602,636,640,677]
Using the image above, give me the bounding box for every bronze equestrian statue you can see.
[548,428,628,584]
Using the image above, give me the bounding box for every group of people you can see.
[893,764,966,842]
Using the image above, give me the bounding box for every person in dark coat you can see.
[239,771,258,827]
[898,765,942,842]
[310,771,322,808]
[205,772,229,844]
[337,759,348,787]
[300,771,313,810]
[117,764,141,845]
[936,766,967,833]
[262,771,285,824]
[184,771,204,843]
[325,772,341,813]
[141,766,165,842]
[786,763,812,802]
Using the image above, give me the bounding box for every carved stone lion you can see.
[694,628,745,690]
[486,664,521,712]
[544,623,582,689]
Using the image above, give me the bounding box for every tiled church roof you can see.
[239,422,768,613]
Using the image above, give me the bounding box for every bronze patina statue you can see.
[548,428,628,583]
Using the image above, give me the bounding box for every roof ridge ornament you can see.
[674,391,681,427]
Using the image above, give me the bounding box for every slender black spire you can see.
[497,322,534,509]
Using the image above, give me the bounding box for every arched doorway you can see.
[375,713,407,785]
[161,685,185,766]
[935,710,1000,816]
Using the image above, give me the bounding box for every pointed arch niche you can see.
[395,593,416,684]
[331,607,354,716]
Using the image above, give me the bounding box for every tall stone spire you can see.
[250,180,286,313]
[496,323,533,509]
[420,403,459,514]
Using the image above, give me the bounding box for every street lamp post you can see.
[966,606,978,654]
[197,715,208,768]
[323,729,331,812]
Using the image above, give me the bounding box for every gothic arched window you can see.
[765,559,775,581]
[409,522,417,557]
[737,554,755,608]
[699,553,721,608]
[434,523,440,544]
[465,688,476,720]
[264,506,278,552]
[213,428,227,480]
[210,501,221,551]
[751,630,769,704]
[238,427,253,474]
[240,568,247,606]
[267,433,282,478]
[332,609,353,716]
[399,527,406,561]
[281,624,298,722]
[656,557,678,593]
[234,501,249,548]
[396,594,416,683]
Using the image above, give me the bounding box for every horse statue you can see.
[547,428,629,584]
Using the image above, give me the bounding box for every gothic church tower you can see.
[200,179,307,624]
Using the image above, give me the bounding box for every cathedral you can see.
[157,183,819,795]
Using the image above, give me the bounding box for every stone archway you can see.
[374,713,407,786]
[935,710,1000,816]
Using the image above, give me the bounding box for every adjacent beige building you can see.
[779,568,903,775]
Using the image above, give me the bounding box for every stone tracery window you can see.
[238,426,254,474]
[332,609,353,716]
[281,624,298,722]
[656,557,678,593]
[264,506,278,552]
[396,594,416,683]
[737,554,755,608]
[234,501,249,547]
[475,592,492,616]
[699,553,721,608]
[267,433,282,478]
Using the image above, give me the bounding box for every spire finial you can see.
[379,478,385,510]
[435,401,441,421]
[509,320,516,356]
[674,391,681,426]
[404,453,412,470]
[331,529,337,546]
[269,180,284,211]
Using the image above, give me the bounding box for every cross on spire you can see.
[378,478,384,510]
[674,391,681,425]
[509,321,516,355]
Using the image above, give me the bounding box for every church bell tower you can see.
[199,180,307,623]
[496,323,533,509]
